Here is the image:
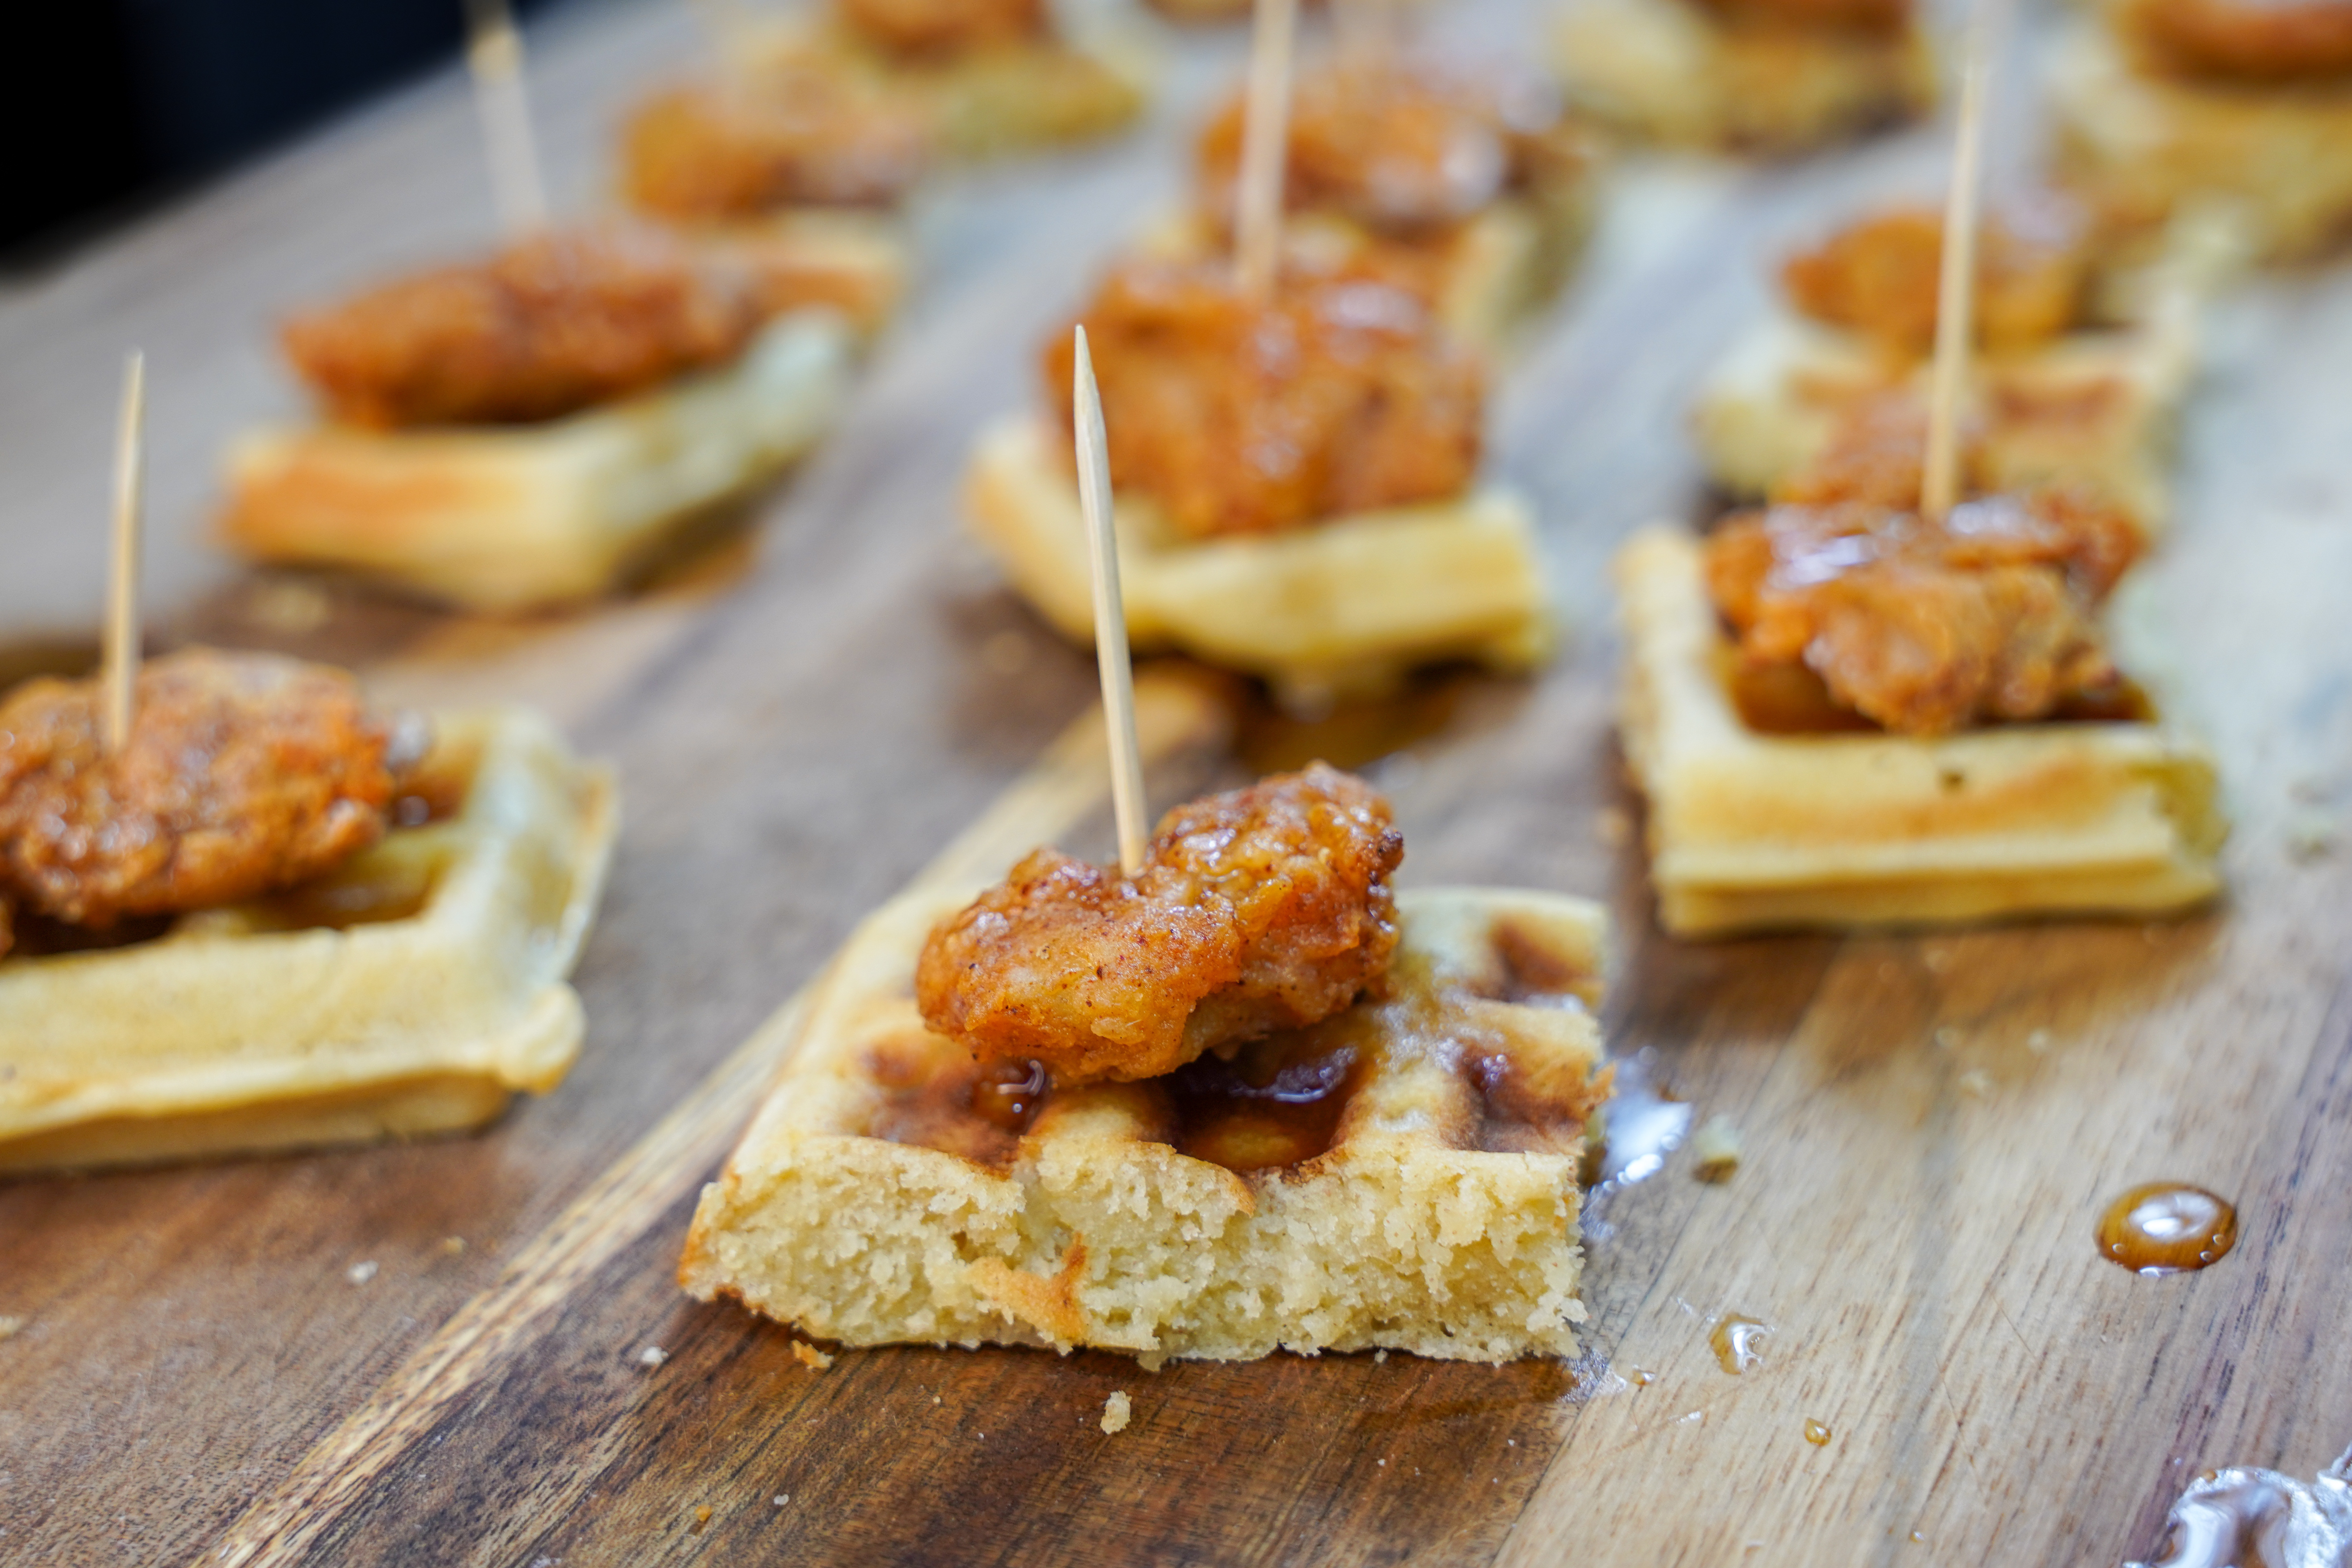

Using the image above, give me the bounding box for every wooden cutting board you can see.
[2,0,2349,1563]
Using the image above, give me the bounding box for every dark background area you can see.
[0,0,570,270]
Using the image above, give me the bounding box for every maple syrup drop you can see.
[1708,1314,1770,1374]
[2096,1182,2238,1275]
[1804,1419,1832,1446]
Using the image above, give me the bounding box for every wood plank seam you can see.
[205,672,1231,1567]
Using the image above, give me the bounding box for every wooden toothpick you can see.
[102,351,146,756]
[1071,328,1148,875]
[1919,0,2006,524]
[1233,0,1301,303]
[465,0,549,237]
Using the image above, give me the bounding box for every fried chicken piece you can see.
[0,649,407,929]
[1686,0,1911,40]
[281,225,766,430]
[2120,0,2352,83]
[1043,255,1485,539]
[622,76,931,220]
[916,765,1405,1083]
[1704,486,2142,736]
[1781,200,2095,358]
[838,0,1044,58]
[1194,57,1599,233]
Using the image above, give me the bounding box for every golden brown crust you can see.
[0,649,403,928]
[915,765,1403,1082]
[2119,0,2352,84]
[621,79,930,219]
[281,226,765,430]
[1043,256,1484,540]
[1780,202,2096,358]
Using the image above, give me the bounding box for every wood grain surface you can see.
[3,0,2351,1564]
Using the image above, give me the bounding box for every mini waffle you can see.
[964,417,1552,708]
[682,885,1611,1363]
[222,313,851,612]
[1616,526,2226,936]
[1552,0,1934,152]
[0,708,617,1172]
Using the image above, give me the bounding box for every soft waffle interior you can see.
[682,885,1611,1363]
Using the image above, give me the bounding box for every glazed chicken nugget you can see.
[281,225,765,430]
[0,648,407,929]
[915,764,1404,1083]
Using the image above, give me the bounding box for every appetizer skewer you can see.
[683,339,1613,1361]
[1,371,618,1171]
[966,250,1550,705]
[1552,0,1935,152]
[218,223,854,611]
[1690,196,2226,536]
[2051,0,2352,260]
[1618,23,2225,934]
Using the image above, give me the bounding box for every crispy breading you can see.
[281,225,766,430]
[1043,255,1484,540]
[2119,0,2352,83]
[0,649,406,929]
[1781,201,2095,358]
[1704,487,2142,736]
[1194,57,1600,233]
[839,0,1044,57]
[622,77,930,220]
[915,765,1405,1083]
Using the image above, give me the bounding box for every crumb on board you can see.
[774,1494,790,1507]
[347,1260,379,1286]
[1691,1116,1742,1183]
[0,1315,23,1341]
[441,1236,467,1256]
[1100,1390,1132,1434]
[1957,1069,1992,1099]
[792,1341,834,1371]
[638,1345,669,1368]
[689,1504,713,1535]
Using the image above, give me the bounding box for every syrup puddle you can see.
[1585,1048,1692,1203]
[2128,1445,2352,1568]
